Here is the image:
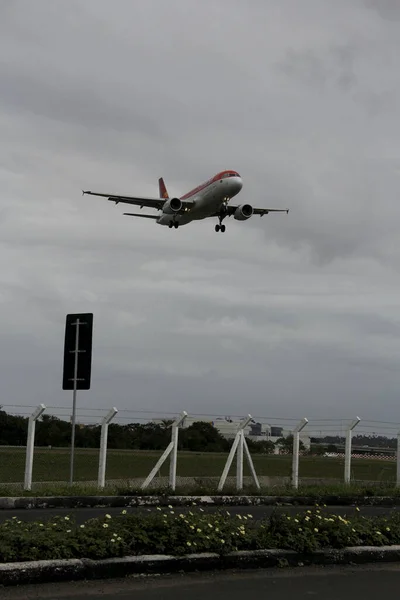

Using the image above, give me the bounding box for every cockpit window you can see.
[222,172,238,178]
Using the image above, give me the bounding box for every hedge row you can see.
[2,505,400,563]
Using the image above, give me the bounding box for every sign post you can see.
[62,313,93,485]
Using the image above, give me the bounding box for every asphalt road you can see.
[3,565,400,599]
[0,504,398,524]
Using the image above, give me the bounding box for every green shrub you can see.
[2,505,400,563]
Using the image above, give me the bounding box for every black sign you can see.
[62,313,93,390]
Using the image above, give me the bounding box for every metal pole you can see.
[169,424,178,490]
[396,430,400,488]
[98,407,118,488]
[217,432,241,491]
[141,411,187,490]
[169,411,187,490]
[291,418,308,489]
[24,404,46,491]
[292,431,300,489]
[243,435,260,489]
[236,430,244,490]
[344,417,361,484]
[218,415,253,492]
[142,442,174,489]
[69,318,80,486]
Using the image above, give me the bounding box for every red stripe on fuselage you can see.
[180,170,240,200]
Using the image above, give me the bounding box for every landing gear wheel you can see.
[169,221,173,228]
[174,222,179,229]
[220,224,226,233]
[215,224,220,232]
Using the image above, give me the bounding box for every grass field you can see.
[0,446,396,486]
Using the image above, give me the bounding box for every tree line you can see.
[310,434,397,455]
[2,409,394,454]
[0,409,278,453]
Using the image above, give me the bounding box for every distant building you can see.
[271,426,283,437]
[151,416,310,449]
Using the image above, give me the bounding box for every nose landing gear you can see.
[215,224,226,233]
[169,220,179,229]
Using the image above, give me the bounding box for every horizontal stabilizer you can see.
[123,212,159,220]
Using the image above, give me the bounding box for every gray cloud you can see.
[365,0,400,21]
[276,44,358,92]
[1,0,400,430]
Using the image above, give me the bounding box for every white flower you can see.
[103,523,109,528]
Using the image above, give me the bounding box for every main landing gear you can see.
[168,221,179,229]
[215,206,228,232]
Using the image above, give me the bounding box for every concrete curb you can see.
[2,546,400,586]
[1,494,400,510]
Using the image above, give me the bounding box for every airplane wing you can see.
[123,212,159,220]
[252,207,289,216]
[224,205,289,217]
[82,190,194,211]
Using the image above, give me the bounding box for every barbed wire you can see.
[3,405,400,436]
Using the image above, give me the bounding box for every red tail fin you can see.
[158,177,169,199]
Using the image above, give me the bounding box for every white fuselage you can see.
[156,175,243,227]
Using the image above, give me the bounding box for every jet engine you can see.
[234,204,253,220]
[162,197,182,214]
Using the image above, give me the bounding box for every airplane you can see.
[82,170,289,233]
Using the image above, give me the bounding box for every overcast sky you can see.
[1,0,400,430]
